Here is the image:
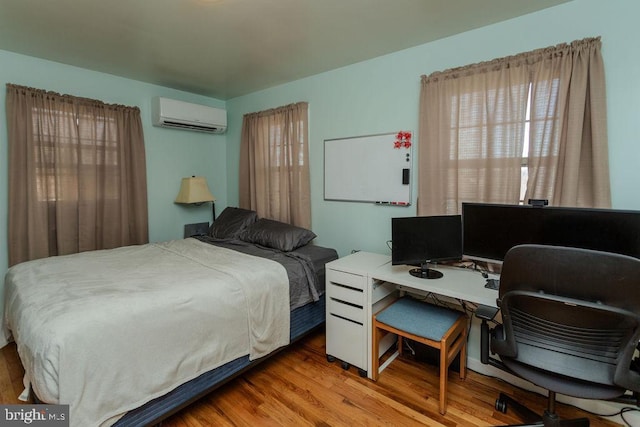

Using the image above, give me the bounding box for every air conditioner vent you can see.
[151,97,226,134]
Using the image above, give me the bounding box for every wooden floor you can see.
[0,329,623,426]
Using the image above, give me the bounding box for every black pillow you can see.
[209,207,258,239]
[240,218,316,252]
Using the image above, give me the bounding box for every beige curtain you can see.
[6,84,149,266]
[526,38,610,207]
[418,37,610,215]
[239,102,311,228]
[418,56,530,215]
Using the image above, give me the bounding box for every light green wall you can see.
[0,50,228,325]
[226,0,640,259]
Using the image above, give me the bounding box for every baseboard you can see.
[467,357,640,426]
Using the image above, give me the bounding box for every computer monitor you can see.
[462,202,640,263]
[391,215,462,279]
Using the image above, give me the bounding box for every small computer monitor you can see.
[391,215,462,279]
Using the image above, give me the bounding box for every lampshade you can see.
[175,176,216,204]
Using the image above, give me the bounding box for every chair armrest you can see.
[614,335,640,393]
[615,368,640,393]
[490,323,518,358]
[475,305,498,364]
[475,305,499,321]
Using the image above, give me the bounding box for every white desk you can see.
[370,260,499,308]
[325,251,499,379]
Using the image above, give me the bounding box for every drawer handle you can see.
[330,313,363,326]
[330,297,363,309]
[330,282,363,292]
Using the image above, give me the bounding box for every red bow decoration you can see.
[394,131,412,149]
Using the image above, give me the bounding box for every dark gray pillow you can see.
[209,207,258,239]
[240,218,316,252]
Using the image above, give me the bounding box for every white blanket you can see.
[4,239,290,427]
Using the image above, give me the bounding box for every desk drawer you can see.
[327,281,363,306]
[327,270,365,291]
[326,313,366,369]
[327,298,364,323]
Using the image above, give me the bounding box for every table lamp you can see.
[174,176,217,221]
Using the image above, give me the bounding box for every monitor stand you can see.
[409,263,443,279]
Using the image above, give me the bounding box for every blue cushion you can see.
[376,297,464,341]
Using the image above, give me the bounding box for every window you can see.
[239,102,311,228]
[519,85,532,204]
[33,108,121,202]
[6,84,149,265]
[417,37,610,216]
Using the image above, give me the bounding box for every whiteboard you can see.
[324,131,413,204]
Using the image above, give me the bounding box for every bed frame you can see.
[112,293,326,426]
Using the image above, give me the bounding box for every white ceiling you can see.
[0,0,570,100]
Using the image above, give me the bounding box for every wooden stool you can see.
[372,297,467,415]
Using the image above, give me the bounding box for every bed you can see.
[3,208,338,427]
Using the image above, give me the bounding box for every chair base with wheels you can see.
[372,297,468,415]
[495,391,589,426]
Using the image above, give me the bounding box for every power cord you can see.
[403,339,416,356]
[620,407,640,427]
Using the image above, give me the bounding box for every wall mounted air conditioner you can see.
[151,97,227,134]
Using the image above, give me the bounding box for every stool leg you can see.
[439,339,448,415]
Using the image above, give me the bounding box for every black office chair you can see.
[489,244,640,426]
